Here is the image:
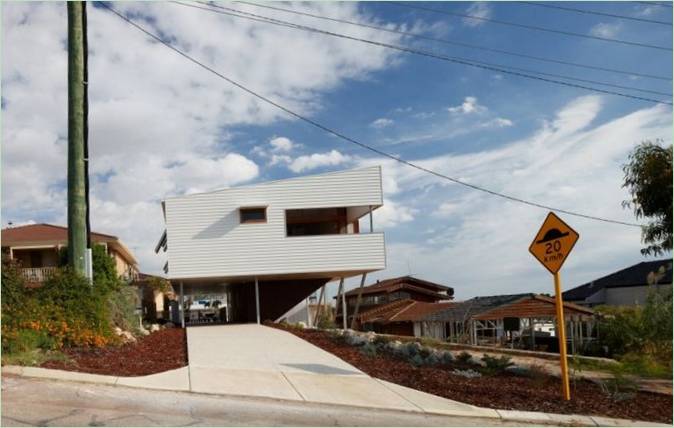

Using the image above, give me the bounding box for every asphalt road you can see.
[1,375,531,427]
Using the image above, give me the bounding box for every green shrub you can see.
[360,342,378,357]
[595,288,672,376]
[480,354,515,376]
[456,351,473,364]
[108,285,141,334]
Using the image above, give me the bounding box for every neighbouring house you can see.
[563,259,673,307]
[421,293,595,354]
[335,275,454,332]
[1,223,140,284]
[132,272,173,323]
[356,299,454,336]
[156,166,386,325]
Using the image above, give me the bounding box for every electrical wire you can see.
[235,1,671,81]
[98,2,646,228]
[183,1,672,104]
[521,2,672,26]
[634,1,673,8]
[387,2,673,51]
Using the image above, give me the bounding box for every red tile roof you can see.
[2,223,117,245]
[2,223,138,266]
[358,299,455,324]
[343,276,453,299]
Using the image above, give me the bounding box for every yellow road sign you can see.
[529,212,579,274]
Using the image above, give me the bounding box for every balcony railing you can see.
[21,267,58,283]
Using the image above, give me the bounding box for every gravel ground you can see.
[41,328,187,376]
[276,325,672,424]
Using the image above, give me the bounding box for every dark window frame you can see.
[239,207,267,224]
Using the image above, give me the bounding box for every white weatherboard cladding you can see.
[165,167,385,280]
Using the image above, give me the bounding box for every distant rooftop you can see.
[563,259,672,301]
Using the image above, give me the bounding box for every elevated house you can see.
[563,259,672,307]
[336,275,454,334]
[156,166,386,325]
[1,223,139,283]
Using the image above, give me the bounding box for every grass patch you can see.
[570,354,672,379]
[2,348,70,367]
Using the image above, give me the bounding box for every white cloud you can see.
[373,199,417,228]
[589,22,622,38]
[1,1,405,273]
[269,154,292,166]
[447,96,486,114]
[486,117,513,128]
[356,96,672,298]
[370,118,394,129]
[463,2,491,27]
[269,136,295,152]
[288,150,352,173]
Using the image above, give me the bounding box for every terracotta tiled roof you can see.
[2,223,138,266]
[1,223,117,245]
[343,276,453,299]
[358,299,455,324]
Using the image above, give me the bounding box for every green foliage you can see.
[598,372,638,402]
[108,285,141,334]
[316,312,337,330]
[147,276,172,294]
[596,288,672,359]
[1,258,142,360]
[456,351,473,364]
[622,140,672,256]
[360,342,378,357]
[480,354,515,375]
[58,244,120,283]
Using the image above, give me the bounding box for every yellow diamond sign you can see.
[529,212,579,274]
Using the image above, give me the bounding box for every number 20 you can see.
[545,240,561,254]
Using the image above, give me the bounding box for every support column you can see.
[338,278,347,330]
[369,205,373,233]
[255,276,260,324]
[350,273,368,330]
[314,285,325,327]
[180,281,185,328]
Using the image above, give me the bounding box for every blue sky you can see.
[2,1,672,299]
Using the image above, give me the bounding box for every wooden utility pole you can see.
[67,1,88,275]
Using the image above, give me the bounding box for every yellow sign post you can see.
[529,212,579,401]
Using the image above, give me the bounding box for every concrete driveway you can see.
[186,324,496,416]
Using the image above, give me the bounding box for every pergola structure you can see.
[422,293,595,354]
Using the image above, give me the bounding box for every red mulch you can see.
[275,325,672,424]
[42,328,187,377]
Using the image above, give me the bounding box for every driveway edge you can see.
[2,365,667,427]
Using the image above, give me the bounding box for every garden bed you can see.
[41,328,187,376]
[274,325,672,424]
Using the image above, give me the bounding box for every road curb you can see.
[2,365,667,427]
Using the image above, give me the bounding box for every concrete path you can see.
[187,324,494,415]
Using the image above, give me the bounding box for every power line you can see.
[235,0,671,81]
[387,2,673,51]
[634,1,673,8]
[522,2,672,26]
[183,1,672,104]
[98,2,646,228]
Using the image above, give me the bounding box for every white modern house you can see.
[156,166,386,325]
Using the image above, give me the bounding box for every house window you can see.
[240,207,267,224]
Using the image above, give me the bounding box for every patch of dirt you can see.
[275,325,672,424]
[41,328,187,376]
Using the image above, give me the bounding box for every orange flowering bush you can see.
[2,263,121,355]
